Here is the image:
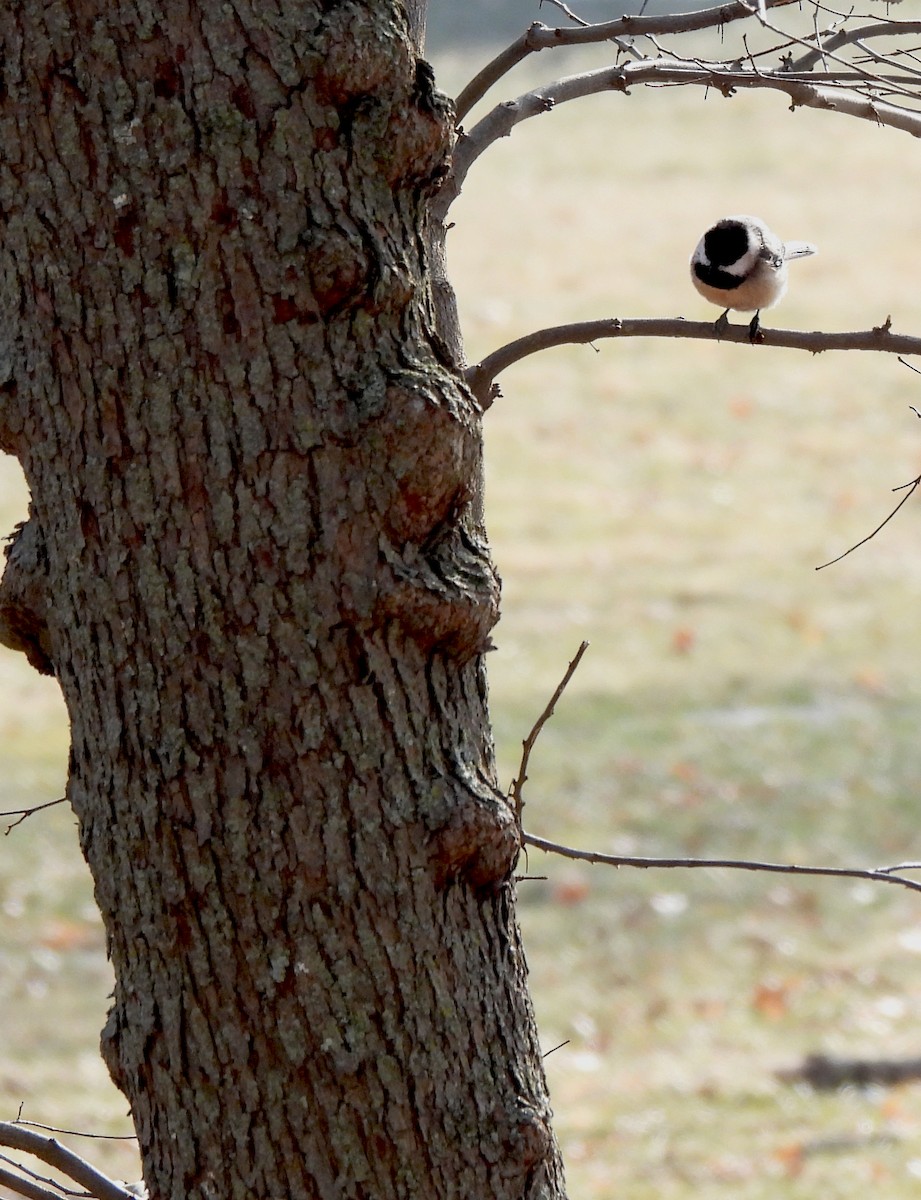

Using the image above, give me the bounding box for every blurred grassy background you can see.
[440,26,921,1199]
[4,17,921,1197]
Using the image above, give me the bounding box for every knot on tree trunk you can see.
[417,654,519,891]
[508,1099,558,1196]
[312,9,454,195]
[428,789,520,891]
[378,523,499,663]
[0,513,55,675]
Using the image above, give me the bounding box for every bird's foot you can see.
[714,310,731,340]
[747,311,763,343]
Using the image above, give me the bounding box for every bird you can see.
[690,214,816,341]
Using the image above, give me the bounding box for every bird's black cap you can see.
[703,220,751,268]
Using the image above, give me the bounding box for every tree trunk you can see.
[0,3,565,1198]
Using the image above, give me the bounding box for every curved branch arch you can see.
[465,318,921,406]
[453,0,804,122]
[436,1,921,221]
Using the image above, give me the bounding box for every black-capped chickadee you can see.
[690,215,816,340]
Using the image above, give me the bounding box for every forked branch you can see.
[513,647,921,901]
[440,2,921,221]
[790,19,921,72]
[437,60,921,219]
[1,797,65,835]
[0,1123,137,1200]
[0,1163,62,1200]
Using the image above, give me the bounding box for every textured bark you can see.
[404,0,428,51]
[0,3,565,1200]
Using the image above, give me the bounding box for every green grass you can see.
[5,33,921,1197]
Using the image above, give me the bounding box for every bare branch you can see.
[0,1163,66,1200]
[453,0,801,121]
[454,27,541,128]
[507,627,921,914]
[438,58,921,218]
[0,1148,86,1200]
[522,831,921,897]
[2,797,66,835]
[442,0,921,250]
[816,473,921,569]
[790,18,921,72]
[465,317,921,405]
[12,1117,135,1143]
[510,641,589,828]
[750,6,921,104]
[0,1124,136,1200]
[539,0,590,29]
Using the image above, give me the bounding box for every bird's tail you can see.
[783,240,817,260]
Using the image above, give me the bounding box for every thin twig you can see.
[752,6,921,104]
[816,474,921,569]
[13,1115,136,1143]
[0,1124,136,1200]
[540,0,590,28]
[522,831,921,896]
[510,641,590,828]
[811,1,828,71]
[852,35,921,86]
[2,797,66,835]
[464,318,921,406]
